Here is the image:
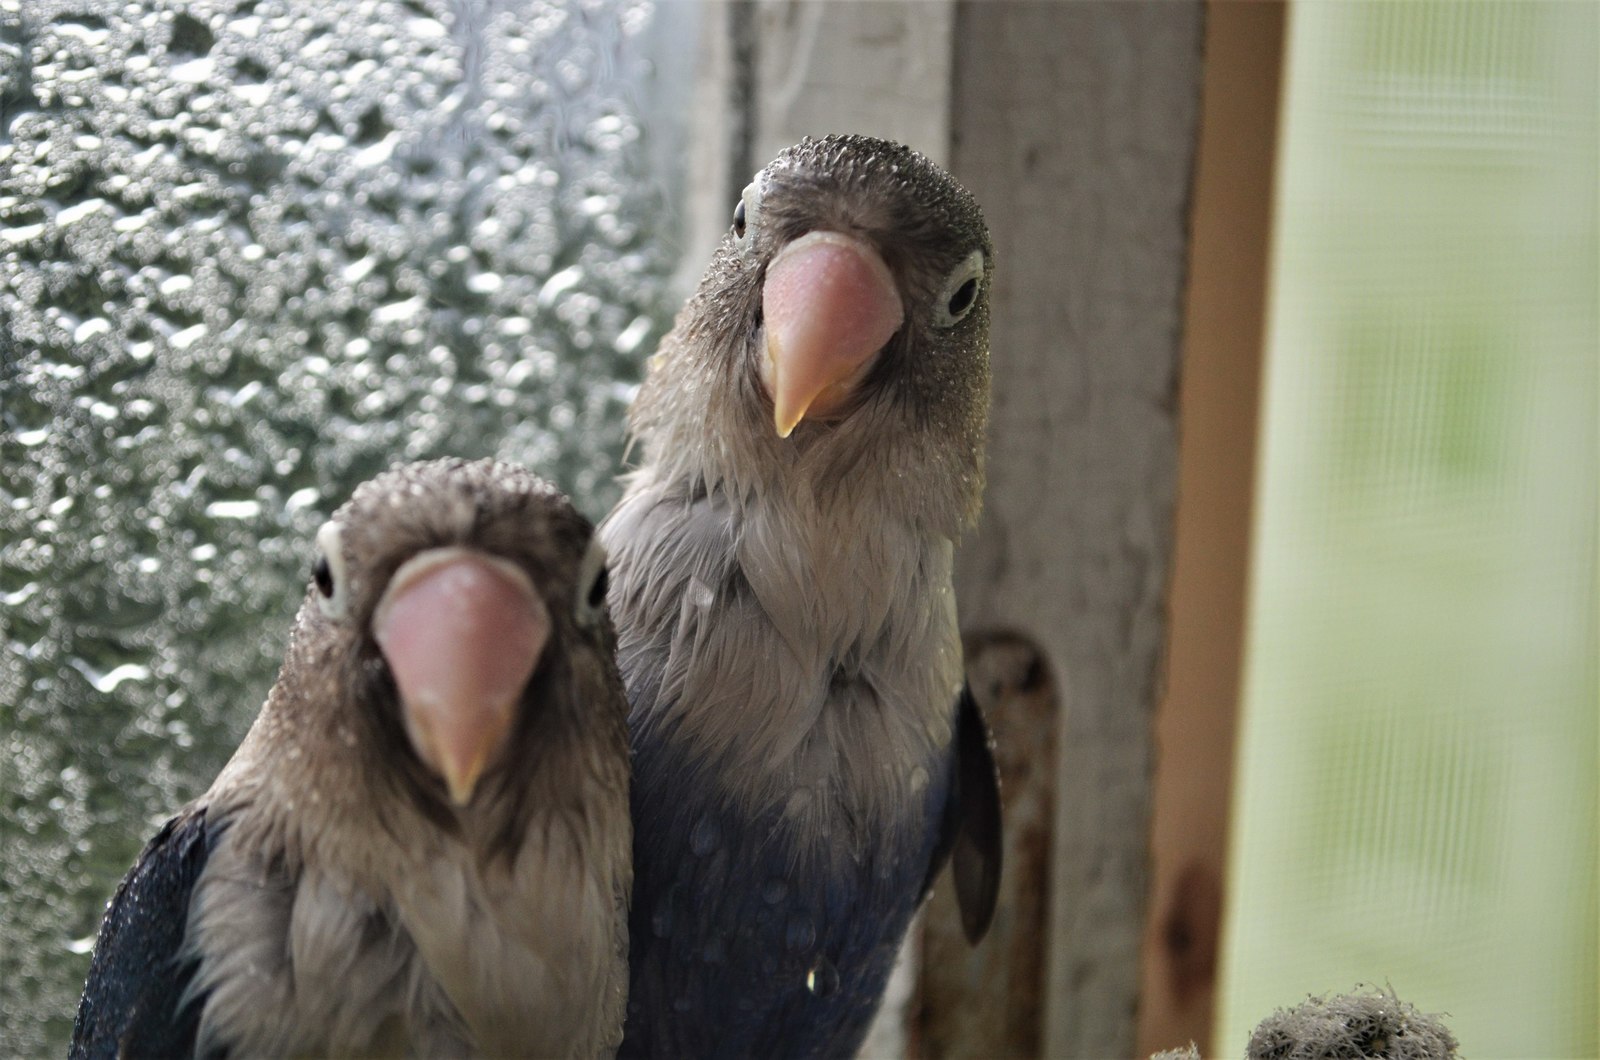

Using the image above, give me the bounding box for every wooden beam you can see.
[916,632,1058,1057]
[950,4,1206,1056]
[750,0,955,168]
[1135,4,1286,1056]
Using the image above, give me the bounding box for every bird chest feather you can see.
[184,797,627,1059]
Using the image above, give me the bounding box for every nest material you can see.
[1245,986,1458,1060]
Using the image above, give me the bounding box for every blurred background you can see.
[1216,4,1596,1056]
[2,1,1594,1057]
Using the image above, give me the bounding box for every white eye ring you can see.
[314,521,350,620]
[574,535,609,628]
[733,179,762,253]
[932,250,985,329]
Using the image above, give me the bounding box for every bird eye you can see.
[314,521,350,620]
[574,535,609,628]
[587,566,610,610]
[932,250,985,329]
[733,180,761,251]
[948,278,978,317]
[313,556,334,597]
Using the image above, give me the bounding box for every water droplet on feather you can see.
[805,957,839,998]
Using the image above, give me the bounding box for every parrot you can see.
[601,134,1003,1058]
[70,458,632,1059]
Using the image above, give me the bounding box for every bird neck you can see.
[607,469,964,851]
[628,330,985,542]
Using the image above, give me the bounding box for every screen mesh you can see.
[1216,3,1597,1056]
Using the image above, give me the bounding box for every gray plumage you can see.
[603,134,1000,1057]
[72,458,631,1059]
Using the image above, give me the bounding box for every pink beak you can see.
[372,549,549,806]
[760,230,904,437]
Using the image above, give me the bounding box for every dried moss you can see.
[1245,986,1458,1060]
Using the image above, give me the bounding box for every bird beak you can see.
[373,548,549,806]
[761,230,904,438]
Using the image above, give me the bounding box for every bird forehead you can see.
[757,155,990,271]
[347,458,553,511]
[338,461,574,534]
[325,459,593,602]
[768,137,979,205]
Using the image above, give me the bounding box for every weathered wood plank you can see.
[949,4,1205,1057]
[1135,6,1284,1056]
[916,632,1058,1058]
[751,0,955,168]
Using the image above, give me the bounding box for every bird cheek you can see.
[760,230,903,438]
[372,550,550,805]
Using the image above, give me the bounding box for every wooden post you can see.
[917,632,1058,1058]
[1135,4,1286,1057]
[949,4,1205,1057]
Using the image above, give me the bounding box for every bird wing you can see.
[70,808,215,1060]
[923,682,1003,943]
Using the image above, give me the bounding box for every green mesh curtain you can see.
[1217,3,1598,1056]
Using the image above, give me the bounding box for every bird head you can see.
[295,459,617,827]
[631,135,993,532]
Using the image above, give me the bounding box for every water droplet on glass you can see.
[204,499,260,520]
[68,660,151,694]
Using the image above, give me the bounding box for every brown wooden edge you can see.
[1135,3,1287,1057]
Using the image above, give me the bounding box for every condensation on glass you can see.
[0,1,685,1051]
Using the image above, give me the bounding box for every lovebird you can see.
[602,134,1003,1058]
[70,458,631,1059]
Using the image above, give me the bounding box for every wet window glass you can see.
[0,1,685,1050]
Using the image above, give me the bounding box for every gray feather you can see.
[605,135,1000,1055]
[80,459,632,1059]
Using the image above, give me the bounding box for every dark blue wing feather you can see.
[70,808,215,1060]
[922,681,1003,943]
